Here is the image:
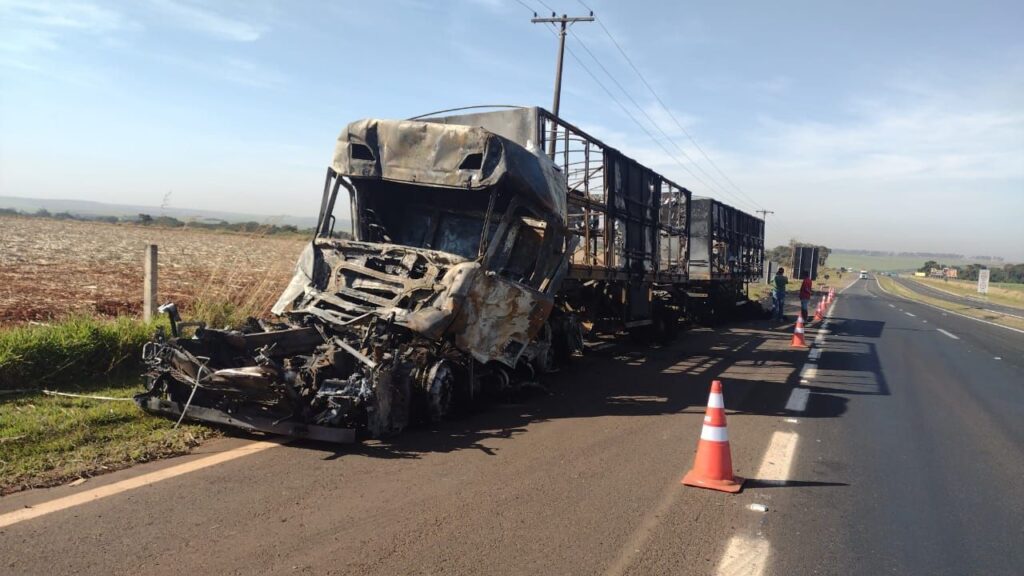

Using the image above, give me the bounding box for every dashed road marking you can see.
[799,364,818,379]
[785,387,810,412]
[715,535,770,576]
[937,329,959,340]
[755,430,800,484]
[0,439,283,529]
[905,312,916,317]
[889,304,895,308]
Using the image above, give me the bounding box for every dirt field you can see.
[0,215,306,326]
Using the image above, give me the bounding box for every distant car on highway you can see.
[859,270,868,279]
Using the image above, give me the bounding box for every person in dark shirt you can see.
[773,267,788,320]
[799,271,813,321]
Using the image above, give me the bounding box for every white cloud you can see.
[0,1,137,63]
[148,0,264,42]
[0,0,130,32]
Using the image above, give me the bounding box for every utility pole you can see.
[531,12,593,156]
[755,209,774,221]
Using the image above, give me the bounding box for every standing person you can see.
[773,267,788,321]
[799,271,813,321]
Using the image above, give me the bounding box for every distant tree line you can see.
[835,248,1003,262]
[0,207,322,237]
[919,260,1024,283]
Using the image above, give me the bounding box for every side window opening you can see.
[459,153,483,170]
[351,143,375,161]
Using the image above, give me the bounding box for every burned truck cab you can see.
[138,114,575,440]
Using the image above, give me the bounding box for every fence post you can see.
[144,244,158,322]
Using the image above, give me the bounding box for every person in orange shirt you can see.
[799,271,813,321]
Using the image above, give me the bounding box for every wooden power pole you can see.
[531,12,593,156]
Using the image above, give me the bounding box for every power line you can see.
[567,28,760,213]
[577,0,765,212]
[550,32,723,199]
[513,0,537,15]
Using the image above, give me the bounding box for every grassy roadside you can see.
[0,316,223,494]
[0,373,218,495]
[903,276,1024,311]
[876,276,1024,332]
[0,316,159,390]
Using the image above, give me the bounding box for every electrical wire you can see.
[576,0,766,212]
[567,28,760,213]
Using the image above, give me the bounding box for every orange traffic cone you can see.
[682,380,744,493]
[791,315,807,347]
[813,297,824,322]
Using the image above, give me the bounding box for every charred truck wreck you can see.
[138,110,581,441]
[138,107,764,441]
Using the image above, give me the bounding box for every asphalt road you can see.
[893,275,1024,318]
[2,277,1022,575]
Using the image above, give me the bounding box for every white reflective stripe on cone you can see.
[707,393,725,409]
[701,425,729,442]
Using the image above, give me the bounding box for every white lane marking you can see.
[838,277,860,294]
[889,304,895,308]
[905,312,916,317]
[783,418,799,423]
[715,535,770,576]
[785,387,810,412]
[874,275,1024,335]
[755,430,800,484]
[808,348,821,361]
[937,329,959,340]
[799,364,817,379]
[0,440,283,529]
[995,356,1002,360]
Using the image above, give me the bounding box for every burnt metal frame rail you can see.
[536,109,692,285]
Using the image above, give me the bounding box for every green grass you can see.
[0,316,164,391]
[876,276,1024,331]
[0,373,217,494]
[905,276,1024,311]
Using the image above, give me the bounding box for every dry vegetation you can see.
[0,215,307,326]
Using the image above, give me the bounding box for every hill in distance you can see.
[0,196,333,229]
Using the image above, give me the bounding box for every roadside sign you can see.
[977,269,990,294]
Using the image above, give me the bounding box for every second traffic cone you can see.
[813,297,824,322]
[791,314,807,347]
[682,380,744,493]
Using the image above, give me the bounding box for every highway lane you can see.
[769,276,1024,575]
[0,318,823,576]
[2,278,1021,575]
[893,275,1024,319]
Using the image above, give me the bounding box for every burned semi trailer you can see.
[426,108,692,340]
[138,113,578,440]
[687,197,765,322]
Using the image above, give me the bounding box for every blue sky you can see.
[1,0,1022,258]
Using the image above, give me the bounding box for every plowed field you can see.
[0,216,306,326]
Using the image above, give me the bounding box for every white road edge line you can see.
[0,439,284,529]
[904,279,1024,320]
[874,276,1024,335]
[905,312,916,317]
[937,329,960,340]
